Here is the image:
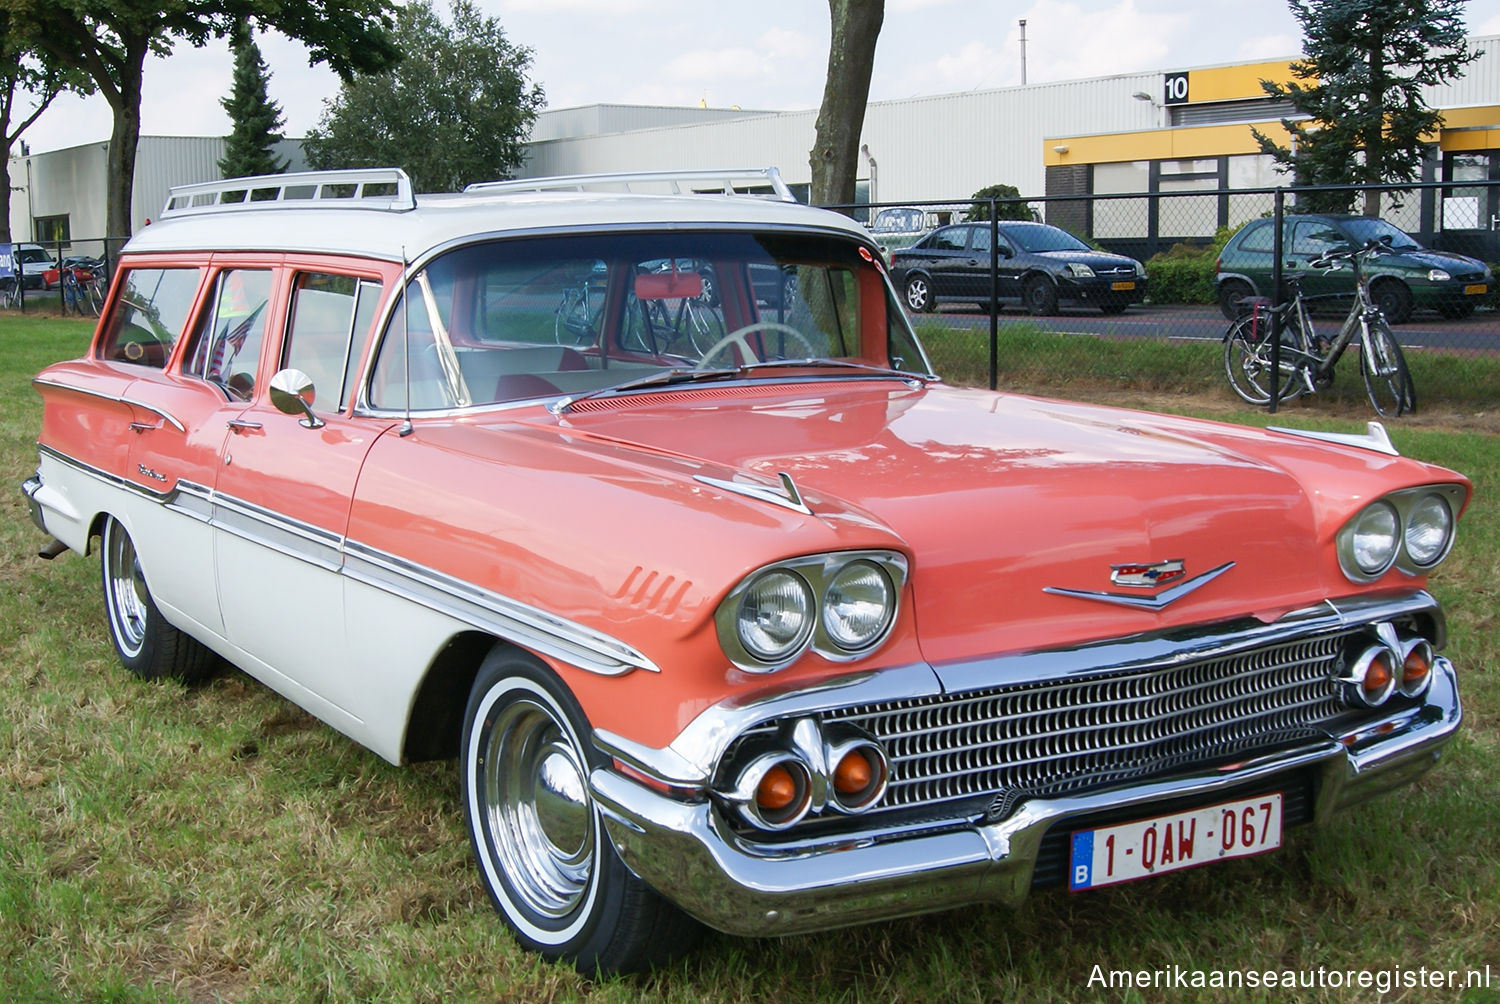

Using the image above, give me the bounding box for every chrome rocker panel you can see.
[590,658,1460,938]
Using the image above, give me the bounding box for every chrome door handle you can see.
[226,419,263,434]
[128,420,161,434]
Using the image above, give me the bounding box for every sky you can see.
[17,0,1500,157]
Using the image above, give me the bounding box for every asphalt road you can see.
[917,302,1500,353]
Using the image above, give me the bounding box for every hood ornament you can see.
[1045,561,1234,611]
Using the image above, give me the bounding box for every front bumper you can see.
[591,658,1459,937]
[1061,275,1146,306]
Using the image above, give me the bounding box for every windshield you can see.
[17,247,52,265]
[872,208,924,233]
[1341,218,1422,251]
[366,230,930,411]
[1006,225,1092,254]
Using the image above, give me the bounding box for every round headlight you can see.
[1350,501,1400,576]
[1404,493,1453,566]
[737,570,813,662]
[822,560,895,651]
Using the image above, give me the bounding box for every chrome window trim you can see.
[349,221,928,418]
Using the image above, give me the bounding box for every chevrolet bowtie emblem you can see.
[1043,561,1234,611]
[1111,559,1186,588]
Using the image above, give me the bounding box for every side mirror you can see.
[269,368,326,429]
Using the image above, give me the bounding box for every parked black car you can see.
[891,222,1146,315]
[1215,214,1492,322]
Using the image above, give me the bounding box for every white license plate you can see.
[1069,792,1282,891]
[1111,281,1136,291]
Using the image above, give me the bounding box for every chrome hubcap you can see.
[483,698,594,919]
[105,522,148,657]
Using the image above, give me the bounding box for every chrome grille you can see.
[725,633,1349,822]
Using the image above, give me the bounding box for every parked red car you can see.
[23,168,1471,976]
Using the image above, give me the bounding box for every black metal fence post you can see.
[1270,189,1285,415]
[989,199,1000,390]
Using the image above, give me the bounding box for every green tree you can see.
[303,0,544,193]
[1,12,92,243]
[218,21,286,179]
[809,0,883,208]
[8,0,400,239]
[967,184,1034,221]
[1252,0,1476,215]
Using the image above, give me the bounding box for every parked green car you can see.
[1215,214,1492,322]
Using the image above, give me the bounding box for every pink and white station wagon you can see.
[24,168,1470,975]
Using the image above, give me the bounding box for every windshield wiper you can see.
[736,357,938,381]
[550,366,739,414]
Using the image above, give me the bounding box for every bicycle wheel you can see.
[554,289,595,346]
[1361,320,1415,417]
[1222,314,1301,405]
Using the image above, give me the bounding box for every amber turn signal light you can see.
[756,764,798,811]
[833,750,872,793]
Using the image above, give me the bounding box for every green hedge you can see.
[1143,224,1239,305]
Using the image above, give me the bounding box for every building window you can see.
[34,215,70,244]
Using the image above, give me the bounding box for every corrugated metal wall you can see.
[522,71,1168,203]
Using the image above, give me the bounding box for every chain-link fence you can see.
[1,236,128,316]
[834,180,1500,415]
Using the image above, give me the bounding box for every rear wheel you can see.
[1217,278,1255,320]
[903,274,933,313]
[100,516,214,682]
[1361,320,1415,417]
[461,647,699,976]
[1222,314,1300,405]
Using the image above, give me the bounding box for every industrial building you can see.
[7,36,1497,258]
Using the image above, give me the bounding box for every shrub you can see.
[1144,224,1239,305]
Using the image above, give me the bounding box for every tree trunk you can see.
[105,47,146,241]
[809,0,883,210]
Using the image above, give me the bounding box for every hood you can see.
[1398,249,1486,272]
[538,380,1437,666]
[1037,249,1136,269]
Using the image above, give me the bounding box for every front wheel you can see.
[100,516,214,681]
[1023,276,1058,316]
[461,647,699,976]
[1361,321,1416,417]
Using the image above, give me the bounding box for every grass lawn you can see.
[2,313,1497,1002]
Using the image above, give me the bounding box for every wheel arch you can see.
[402,632,580,763]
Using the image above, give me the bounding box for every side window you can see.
[969,227,992,253]
[1291,221,1348,256]
[282,273,383,413]
[931,228,967,252]
[184,269,274,401]
[97,267,204,368]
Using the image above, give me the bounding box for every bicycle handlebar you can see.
[1308,237,1393,271]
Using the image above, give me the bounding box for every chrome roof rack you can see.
[465,167,796,203]
[161,168,416,218]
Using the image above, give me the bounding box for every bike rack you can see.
[161,168,417,218]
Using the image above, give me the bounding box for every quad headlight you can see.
[1337,485,1464,583]
[718,551,908,672]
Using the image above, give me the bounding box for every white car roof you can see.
[124,168,872,265]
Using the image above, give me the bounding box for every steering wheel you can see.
[694,321,819,370]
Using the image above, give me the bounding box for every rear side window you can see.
[183,270,275,401]
[97,267,203,368]
[1237,223,1276,253]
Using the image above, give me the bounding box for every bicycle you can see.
[60,265,104,317]
[1222,239,1416,417]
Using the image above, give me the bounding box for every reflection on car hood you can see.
[1035,249,1135,267]
[496,380,1441,664]
[1395,250,1486,271]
